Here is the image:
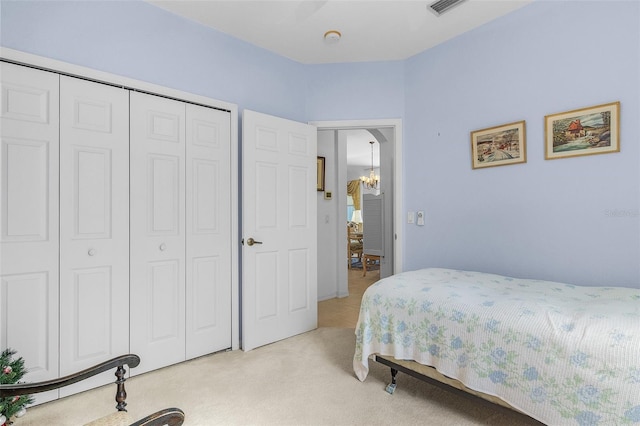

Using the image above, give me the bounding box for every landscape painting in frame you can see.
[471,120,526,169]
[545,101,620,160]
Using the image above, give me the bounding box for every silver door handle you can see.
[246,238,263,246]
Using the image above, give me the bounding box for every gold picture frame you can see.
[317,156,325,191]
[471,120,526,169]
[545,101,620,160]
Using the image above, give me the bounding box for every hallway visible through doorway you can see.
[318,268,379,328]
[314,117,402,315]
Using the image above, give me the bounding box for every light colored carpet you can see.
[19,328,540,425]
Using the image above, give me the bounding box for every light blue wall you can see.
[0,0,308,122]
[403,0,640,287]
[2,0,639,288]
[305,61,405,121]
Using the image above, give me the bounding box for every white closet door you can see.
[0,62,60,403]
[185,104,232,359]
[130,91,186,375]
[58,76,130,395]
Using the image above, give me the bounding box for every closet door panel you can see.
[130,92,186,375]
[0,62,60,403]
[59,76,130,396]
[2,139,49,242]
[186,104,232,359]
[0,273,54,378]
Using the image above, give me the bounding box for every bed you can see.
[353,268,640,425]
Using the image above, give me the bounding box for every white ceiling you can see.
[146,0,533,64]
[145,0,533,166]
[345,129,378,167]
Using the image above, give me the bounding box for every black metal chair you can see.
[0,354,184,426]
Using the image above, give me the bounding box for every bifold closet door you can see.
[0,62,60,403]
[130,91,186,375]
[58,76,130,396]
[185,104,232,359]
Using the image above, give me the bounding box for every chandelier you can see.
[360,141,380,190]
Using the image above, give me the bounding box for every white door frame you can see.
[1,47,241,351]
[310,119,403,293]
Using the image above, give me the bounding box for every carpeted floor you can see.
[19,327,541,426]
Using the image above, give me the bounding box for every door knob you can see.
[88,248,96,256]
[246,238,263,246]
[159,243,167,251]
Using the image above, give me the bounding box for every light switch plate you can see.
[417,211,425,226]
[408,211,415,224]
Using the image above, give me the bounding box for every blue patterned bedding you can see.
[353,268,640,425]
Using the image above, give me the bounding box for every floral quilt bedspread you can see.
[353,268,640,425]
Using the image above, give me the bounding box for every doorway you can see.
[313,119,403,303]
[346,131,382,290]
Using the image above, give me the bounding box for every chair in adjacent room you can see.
[348,225,363,269]
[362,253,381,277]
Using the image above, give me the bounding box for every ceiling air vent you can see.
[428,0,468,16]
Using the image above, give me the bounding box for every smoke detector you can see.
[323,30,341,44]
[428,0,468,16]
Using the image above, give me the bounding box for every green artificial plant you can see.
[0,349,33,425]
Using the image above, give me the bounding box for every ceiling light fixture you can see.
[323,30,341,44]
[360,141,380,190]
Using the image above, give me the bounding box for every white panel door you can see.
[58,76,130,395]
[0,62,60,403]
[242,110,317,351]
[130,91,186,375]
[185,104,232,359]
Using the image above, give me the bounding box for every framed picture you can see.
[317,156,325,191]
[471,120,526,169]
[545,101,620,160]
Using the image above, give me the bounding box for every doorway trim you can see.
[310,118,403,291]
